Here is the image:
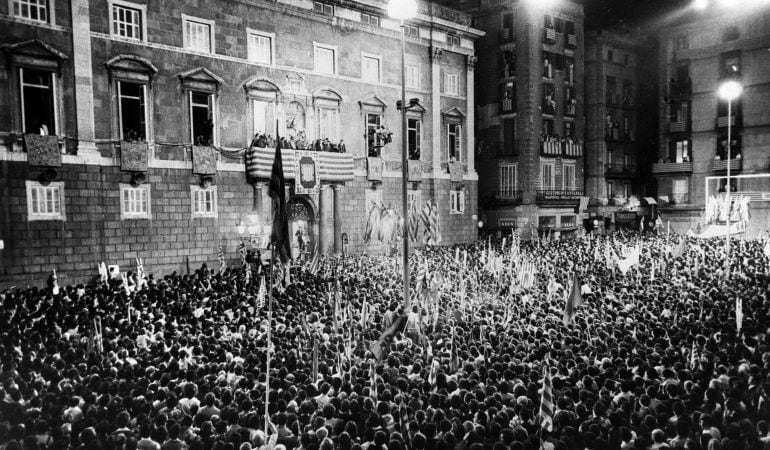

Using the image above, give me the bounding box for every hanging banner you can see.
[295,151,320,194]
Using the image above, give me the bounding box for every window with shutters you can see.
[314,43,336,75]
[541,161,555,190]
[314,1,333,15]
[450,190,465,214]
[408,118,421,160]
[361,13,379,27]
[247,30,274,64]
[120,184,151,220]
[191,185,218,218]
[190,91,215,145]
[12,0,50,23]
[26,181,64,221]
[362,54,381,82]
[19,68,57,135]
[447,123,461,162]
[563,163,576,190]
[443,72,459,95]
[500,164,517,198]
[405,64,419,89]
[110,1,144,41]
[183,15,214,53]
[117,81,147,141]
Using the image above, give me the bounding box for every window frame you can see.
[405,64,420,89]
[607,180,614,198]
[361,52,382,83]
[317,106,340,141]
[313,42,337,75]
[191,185,218,218]
[541,160,555,190]
[443,72,459,96]
[314,1,334,16]
[449,189,465,215]
[119,183,151,220]
[499,164,517,198]
[563,162,576,190]
[19,66,58,136]
[26,180,65,221]
[361,13,379,27]
[447,34,460,47]
[117,80,148,141]
[447,122,462,162]
[247,28,275,65]
[182,14,215,54]
[365,112,383,151]
[407,117,421,160]
[10,0,52,24]
[108,0,146,42]
[189,90,217,146]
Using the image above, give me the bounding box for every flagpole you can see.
[265,245,274,438]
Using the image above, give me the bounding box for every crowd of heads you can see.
[0,230,769,450]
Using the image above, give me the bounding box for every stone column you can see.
[70,0,99,155]
[318,185,327,254]
[332,185,342,254]
[466,55,477,175]
[431,47,443,177]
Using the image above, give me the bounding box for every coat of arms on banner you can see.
[295,151,320,194]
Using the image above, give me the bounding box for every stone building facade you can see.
[653,3,770,237]
[454,0,585,239]
[0,0,482,286]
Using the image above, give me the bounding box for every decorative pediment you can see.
[3,40,67,70]
[441,106,466,119]
[406,99,426,115]
[312,87,343,103]
[105,55,158,75]
[358,94,387,112]
[178,67,224,93]
[244,77,280,100]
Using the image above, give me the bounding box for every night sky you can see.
[582,0,692,30]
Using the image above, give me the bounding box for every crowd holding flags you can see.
[563,274,584,325]
[218,241,226,275]
[539,364,554,432]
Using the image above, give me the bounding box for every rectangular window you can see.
[674,34,688,51]
[673,178,689,204]
[565,56,575,84]
[248,30,273,64]
[318,107,339,140]
[190,91,214,145]
[606,76,617,105]
[404,25,419,38]
[538,216,556,229]
[607,181,614,198]
[26,181,64,221]
[120,184,151,219]
[12,0,48,23]
[447,34,460,47]
[252,99,276,136]
[407,118,421,160]
[672,140,690,163]
[607,49,614,62]
[117,81,146,141]
[543,118,555,137]
[623,116,631,140]
[361,13,379,27]
[314,44,336,75]
[191,185,217,218]
[623,182,631,199]
[564,121,575,139]
[314,1,333,15]
[111,2,143,41]
[501,81,515,113]
[543,51,554,78]
[500,164,517,198]
[542,83,556,115]
[183,16,214,53]
[362,54,381,82]
[365,113,382,153]
[622,80,633,107]
[447,123,461,162]
[450,190,465,214]
[721,51,741,77]
[20,68,56,135]
[503,13,513,29]
[541,161,555,190]
[563,163,576,190]
[443,72,459,95]
[405,64,419,89]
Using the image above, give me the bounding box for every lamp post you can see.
[717,79,742,278]
[388,0,417,310]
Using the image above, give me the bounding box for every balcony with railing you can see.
[605,163,636,178]
[536,189,583,205]
[544,27,556,43]
[715,114,740,129]
[651,161,693,174]
[499,27,514,43]
[711,158,742,173]
[669,121,688,133]
[540,136,583,158]
[567,33,576,47]
[500,95,515,114]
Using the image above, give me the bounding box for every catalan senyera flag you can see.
[218,241,226,275]
[239,239,247,266]
[563,273,583,325]
[539,365,554,432]
[268,134,291,263]
[369,362,378,402]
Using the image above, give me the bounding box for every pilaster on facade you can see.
[70,0,98,155]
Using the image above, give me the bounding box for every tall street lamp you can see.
[388,0,417,310]
[717,79,742,278]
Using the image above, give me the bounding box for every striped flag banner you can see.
[408,199,421,245]
[239,239,247,266]
[579,196,590,213]
[429,202,442,245]
[539,365,554,431]
[369,362,378,402]
[135,256,145,291]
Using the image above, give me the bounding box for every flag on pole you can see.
[135,256,145,290]
[218,241,226,275]
[49,268,60,296]
[639,216,644,232]
[690,342,698,371]
[736,297,743,332]
[650,261,655,281]
[98,262,109,284]
[369,314,407,360]
[257,276,266,308]
[369,362,378,402]
[449,327,459,373]
[539,365,554,432]
[428,359,439,387]
[360,298,368,328]
[268,132,291,263]
[239,239,247,266]
[563,274,583,325]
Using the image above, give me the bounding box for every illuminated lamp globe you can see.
[718,80,742,101]
[387,0,417,20]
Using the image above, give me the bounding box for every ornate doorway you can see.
[288,197,315,260]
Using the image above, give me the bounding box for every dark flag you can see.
[268,136,291,263]
[563,273,584,325]
[369,314,407,360]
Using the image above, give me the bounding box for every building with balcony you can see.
[653,3,770,237]
[445,0,585,238]
[0,0,482,286]
[584,29,654,226]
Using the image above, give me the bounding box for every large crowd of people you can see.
[1,231,769,450]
